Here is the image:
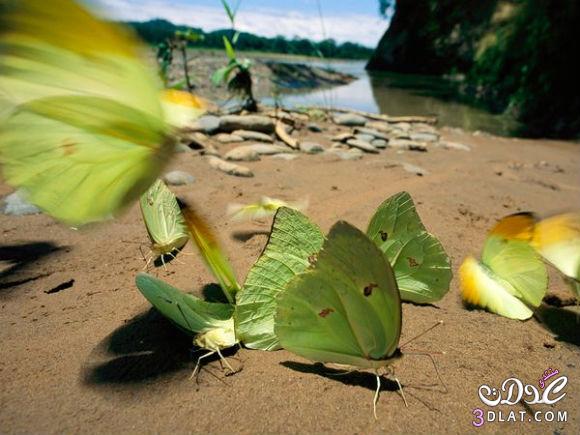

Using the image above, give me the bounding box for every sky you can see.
[97,0,392,47]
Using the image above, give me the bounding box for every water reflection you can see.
[267,60,522,137]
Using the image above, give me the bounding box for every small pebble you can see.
[163,171,196,186]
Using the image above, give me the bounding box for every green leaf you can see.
[220,0,236,25]
[367,191,452,304]
[235,207,324,350]
[169,79,187,90]
[223,36,236,61]
[232,31,241,45]
[211,63,237,86]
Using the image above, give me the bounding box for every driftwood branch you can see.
[307,106,437,125]
[275,121,299,149]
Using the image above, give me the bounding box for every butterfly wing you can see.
[460,221,548,320]
[235,207,324,350]
[180,203,240,303]
[135,273,234,335]
[0,0,176,225]
[0,0,162,114]
[532,213,580,281]
[367,191,452,304]
[459,256,536,320]
[275,222,402,369]
[140,179,189,258]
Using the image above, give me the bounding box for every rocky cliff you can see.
[368,0,580,138]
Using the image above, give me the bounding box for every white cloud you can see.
[97,0,387,47]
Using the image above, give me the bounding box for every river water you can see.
[266,60,521,137]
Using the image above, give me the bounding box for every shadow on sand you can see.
[82,309,193,385]
[83,307,239,387]
[280,361,399,392]
[535,304,580,346]
[231,230,270,243]
[0,242,63,296]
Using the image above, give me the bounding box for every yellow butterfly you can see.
[227,196,308,222]
[460,214,548,320]
[492,212,580,299]
[0,0,204,226]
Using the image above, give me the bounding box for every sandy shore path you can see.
[1,127,579,434]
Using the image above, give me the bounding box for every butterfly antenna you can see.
[404,351,448,393]
[400,320,443,349]
[373,370,381,420]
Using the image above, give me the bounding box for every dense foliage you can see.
[126,19,374,60]
[369,0,580,138]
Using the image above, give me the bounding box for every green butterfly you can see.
[236,192,452,350]
[0,0,204,226]
[135,273,239,376]
[367,192,452,304]
[274,221,404,418]
[140,179,189,267]
[235,207,324,350]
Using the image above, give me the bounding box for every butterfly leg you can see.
[139,246,153,271]
[394,376,408,407]
[167,251,186,265]
[216,348,237,376]
[190,350,216,381]
[373,370,381,420]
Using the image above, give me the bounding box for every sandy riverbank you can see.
[1,106,579,433]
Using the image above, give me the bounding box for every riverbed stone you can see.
[1,190,41,216]
[300,142,325,154]
[307,123,323,132]
[219,115,275,133]
[410,132,439,142]
[216,133,245,143]
[175,143,192,153]
[201,144,220,157]
[224,147,260,162]
[207,156,253,177]
[438,141,471,151]
[390,122,411,131]
[354,133,375,143]
[366,121,392,133]
[163,171,196,186]
[232,130,274,143]
[346,139,379,153]
[247,144,291,155]
[271,153,299,161]
[333,113,367,127]
[389,139,428,152]
[371,139,389,149]
[331,132,354,142]
[189,115,221,134]
[225,144,290,161]
[354,127,390,141]
[327,148,363,161]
